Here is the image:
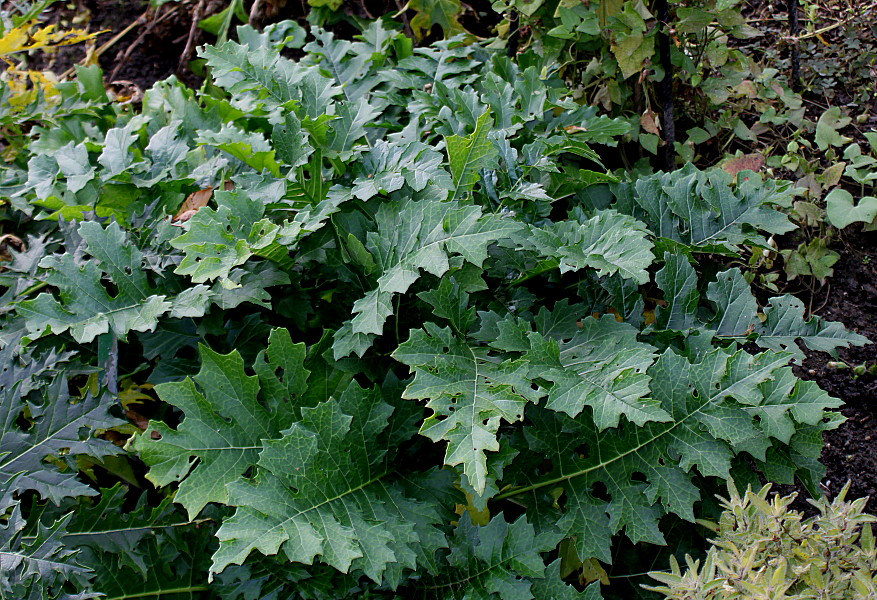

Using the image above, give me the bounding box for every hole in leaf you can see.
[590,481,610,502]
[536,459,553,475]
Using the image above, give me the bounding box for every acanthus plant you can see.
[0,17,868,600]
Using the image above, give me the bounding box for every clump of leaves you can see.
[0,15,869,600]
[645,482,877,599]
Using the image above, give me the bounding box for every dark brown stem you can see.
[506,9,520,58]
[180,0,207,72]
[656,0,675,170]
[787,0,801,91]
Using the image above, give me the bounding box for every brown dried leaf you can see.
[173,187,214,223]
[125,409,150,431]
[640,109,660,135]
[0,234,24,264]
[721,153,765,177]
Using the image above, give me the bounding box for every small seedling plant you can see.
[0,17,869,600]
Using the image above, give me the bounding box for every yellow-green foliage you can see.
[0,19,96,110]
[646,483,877,599]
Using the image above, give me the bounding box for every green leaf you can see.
[53,142,95,193]
[85,523,214,600]
[814,107,852,151]
[326,97,381,159]
[132,122,190,187]
[305,26,391,101]
[531,560,604,599]
[17,221,176,344]
[200,41,338,114]
[745,367,841,444]
[416,275,477,333]
[133,329,306,518]
[1,376,123,504]
[706,268,867,360]
[272,112,313,169]
[393,322,542,495]
[212,384,449,585]
[614,165,795,253]
[610,4,654,79]
[409,0,465,39]
[60,485,185,566]
[332,198,521,358]
[825,188,877,229]
[170,189,279,286]
[782,238,839,282]
[98,120,141,179]
[418,514,561,599]
[526,210,654,284]
[503,347,815,561]
[351,140,452,200]
[197,124,280,177]
[537,315,666,427]
[0,497,94,599]
[446,110,499,200]
[654,252,698,330]
[754,295,869,358]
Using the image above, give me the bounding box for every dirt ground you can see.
[20,0,877,511]
[792,228,877,511]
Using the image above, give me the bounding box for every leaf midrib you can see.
[494,357,768,501]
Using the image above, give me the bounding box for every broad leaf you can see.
[526,210,654,284]
[446,110,499,200]
[133,328,306,518]
[1,376,123,504]
[333,198,521,358]
[613,165,795,253]
[501,347,837,562]
[825,188,877,229]
[536,315,665,427]
[394,322,543,496]
[212,384,449,586]
[170,189,280,286]
[418,514,560,600]
[17,221,177,343]
[705,267,867,359]
[0,497,95,600]
[409,0,465,39]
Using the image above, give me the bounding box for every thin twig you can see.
[59,10,150,80]
[812,281,831,316]
[109,5,179,81]
[179,0,206,71]
[782,3,877,41]
[393,0,413,39]
[248,0,263,26]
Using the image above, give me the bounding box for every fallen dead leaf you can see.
[173,186,215,223]
[124,408,150,431]
[640,109,660,135]
[0,234,25,264]
[721,153,765,177]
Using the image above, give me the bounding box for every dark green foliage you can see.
[0,14,867,600]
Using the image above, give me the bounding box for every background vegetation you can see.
[0,0,875,598]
